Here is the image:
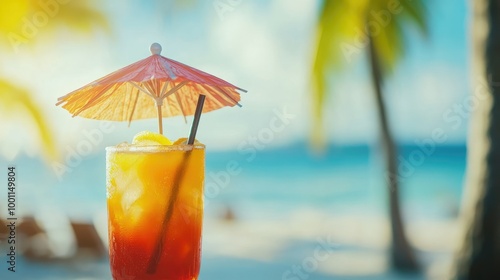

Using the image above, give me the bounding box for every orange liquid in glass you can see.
[106,145,204,280]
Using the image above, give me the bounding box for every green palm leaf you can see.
[32,0,110,35]
[312,0,365,147]
[0,80,56,159]
[0,0,110,160]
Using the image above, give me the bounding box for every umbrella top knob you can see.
[150,43,162,55]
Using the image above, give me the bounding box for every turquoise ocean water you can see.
[2,143,466,222]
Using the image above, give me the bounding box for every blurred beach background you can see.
[0,0,477,279]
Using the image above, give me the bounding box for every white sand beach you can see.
[0,209,460,280]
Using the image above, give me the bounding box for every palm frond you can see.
[0,0,110,160]
[311,0,367,147]
[0,0,110,48]
[41,0,111,35]
[400,0,428,36]
[0,1,30,33]
[0,80,57,159]
[373,17,405,74]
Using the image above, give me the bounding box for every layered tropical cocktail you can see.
[106,132,205,280]
[57,42,244,280]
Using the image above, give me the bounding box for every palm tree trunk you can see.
[367,28,419,271]
[454,0,500,278]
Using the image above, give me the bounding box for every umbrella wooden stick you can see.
[157,104,163,135]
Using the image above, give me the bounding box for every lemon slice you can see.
[173,137,201,145]
[173,137,188,145]
[132,131,172,145]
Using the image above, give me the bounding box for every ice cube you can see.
[111,165,136,194]
[126,203,144,225]
[115,141,130,147]
[121,184,143,213]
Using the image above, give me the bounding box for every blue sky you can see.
[0,0,471,159]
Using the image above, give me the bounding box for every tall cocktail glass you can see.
[106,144,205,280]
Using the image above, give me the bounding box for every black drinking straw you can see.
[147,94,206,274]
[188,95,206,144]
